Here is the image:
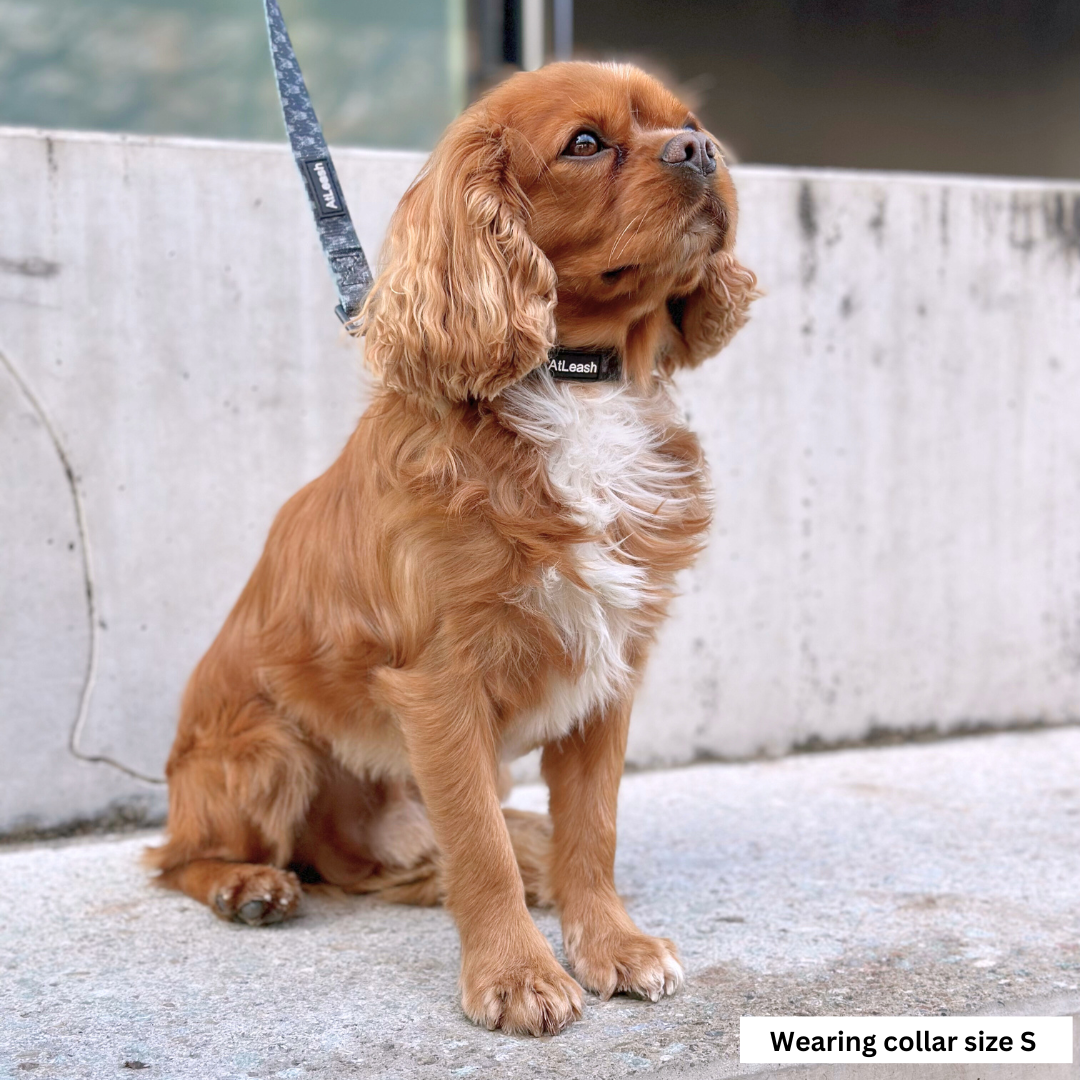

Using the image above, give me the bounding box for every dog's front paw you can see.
[211,864,302,926]
[564,920,684,1002]
[461,952,583,1035]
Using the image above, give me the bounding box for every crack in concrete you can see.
[0,343,164,785]
[0,254,61,278]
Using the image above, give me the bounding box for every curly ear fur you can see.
[360,117,557,402]
[661,251,760,374]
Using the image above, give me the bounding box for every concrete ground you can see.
[2,728,1079,1080]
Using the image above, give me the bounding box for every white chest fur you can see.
[497,373,695,757]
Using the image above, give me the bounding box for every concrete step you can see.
[2,727,1078,1078]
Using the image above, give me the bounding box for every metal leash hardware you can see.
[262,0,372,328]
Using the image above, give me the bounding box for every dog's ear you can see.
[360,117,557,402]
[660,250,759,374]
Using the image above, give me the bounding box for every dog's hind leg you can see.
[289,762,439,900]
[342,805,554,907]
[289,760,554,908]
[145,696,319,926]
[157,858,304,926]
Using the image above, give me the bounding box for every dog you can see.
[147,60,757,1036]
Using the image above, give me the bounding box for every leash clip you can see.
[263,0,373,326]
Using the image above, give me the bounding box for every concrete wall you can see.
[2,127,1078,834]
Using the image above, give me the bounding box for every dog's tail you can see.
[342,808,553,908]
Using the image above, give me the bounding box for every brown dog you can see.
[147,61,757,1036]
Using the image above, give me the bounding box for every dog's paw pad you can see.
[211,865,301,927]
[237,898,274,924]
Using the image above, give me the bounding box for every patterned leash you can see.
[261,1,621,382]
[262,0,372,327]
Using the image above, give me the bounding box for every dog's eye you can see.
[564,131,603,157]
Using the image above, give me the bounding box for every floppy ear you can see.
[660,250,760,374]
[360,116,557,402]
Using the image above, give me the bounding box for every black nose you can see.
[660,131,717,176]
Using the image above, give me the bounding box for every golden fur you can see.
[147,61,757,1036]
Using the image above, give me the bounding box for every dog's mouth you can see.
[682,188,728,252]
[593,195,727,293]
[595,188,728,286]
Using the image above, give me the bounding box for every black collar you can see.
[546,347,622,383]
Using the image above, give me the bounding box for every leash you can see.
[263,0,372,326]
[261,1,620,382]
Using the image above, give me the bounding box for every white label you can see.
[740,1016,1073,1064]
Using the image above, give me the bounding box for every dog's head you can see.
[362,61,758,401]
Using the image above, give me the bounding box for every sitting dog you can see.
[147,60,757,1036]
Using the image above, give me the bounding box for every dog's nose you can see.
[660,131,717,177]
